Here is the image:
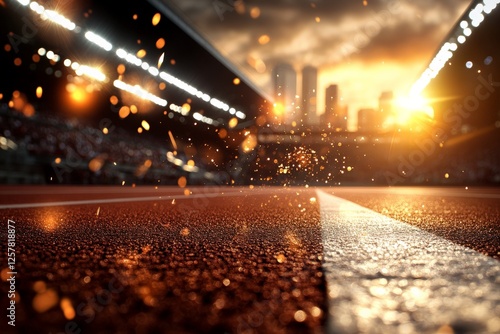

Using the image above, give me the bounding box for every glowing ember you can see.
[33,289,58,313]
[258,34,270,45]
[60,298,75,320]
[119,106,130,119]
[136,49,147,58]
[152,13,161,26]
[158,52,165,68]
[228,117,238,129]
[294,310,307,322]
[156,38,165,49]
[178,176,187,188]
[168,131,178,150]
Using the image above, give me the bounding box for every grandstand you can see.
[1,0,499,186]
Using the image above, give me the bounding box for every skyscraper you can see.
[378,91,394,128]
[302,66,318,126]
[272,63,297,125]
[324,84,348,131]
[325,84,339,120]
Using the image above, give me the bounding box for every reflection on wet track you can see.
[0,186,499,333]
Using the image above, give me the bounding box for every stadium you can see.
[1,0,500,333]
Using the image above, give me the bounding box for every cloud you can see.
[164,0,471,125]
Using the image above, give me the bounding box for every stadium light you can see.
[12,1,248,122]
[85,32,113,52]
[113,79,167,107]
[411,0,500,96]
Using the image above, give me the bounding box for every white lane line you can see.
[0,191,247,209]
[326,187,500,199]
[317,189,500,334]
[0,186,248,195]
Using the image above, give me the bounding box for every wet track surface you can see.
[329,187,500,259]
[0,186,499,333]
[0,187,326,334]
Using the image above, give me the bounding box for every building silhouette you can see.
[272,63,297,125]
[358,108,376,132]
[322,84,347,130]
[378,91,394,129]
[302,66,318,126]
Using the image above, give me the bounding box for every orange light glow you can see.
[273,102,284,116]
[117,64,126,75]
[119,106,130,119]
[152,13,161,26]
[156,38,165,49]
[70,88,86,103]
[258,35,270,45]
[136,49,147,58]
[158,52,165,68]
[393,95,434,125]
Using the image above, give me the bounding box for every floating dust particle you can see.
[435,325,455,334]
[96,207,100,216]
[214,298,226,309]
[119,106,130,119]
[180,228,190,236]
[156,38,165,49]
[258,34,270,45]
[33,281,47,293]
[60,298,75,320]
[1,268,12,281]
[228,117,238,129]
[136,49,147,58]
[310,306,322,317]
[158,52,165,68]
[168,130,178,150]
[223,278,230,286]
[250,7,260,19]
[177,176,187,188]
[141,120,150,131]
[172,199,176,205]
[88,157,104,172]
[183,189,190,196]
[33,289,59,313]
[276,254,286,263]
[294,310,307,322]
[117,64,126,74]
[152,13,161,26]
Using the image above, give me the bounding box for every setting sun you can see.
[70,88,87,103]
[393,94,434,125]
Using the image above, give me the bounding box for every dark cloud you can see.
[162,0,471,118]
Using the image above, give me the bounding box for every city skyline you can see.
[165,0,471,130]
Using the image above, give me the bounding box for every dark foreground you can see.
[0,186,499,333]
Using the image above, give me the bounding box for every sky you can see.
[163,0,472,129]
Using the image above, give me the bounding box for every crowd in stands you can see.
[0,105,207,184]
[2,104,499,186]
